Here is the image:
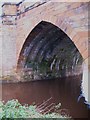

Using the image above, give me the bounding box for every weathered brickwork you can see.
[1,0,90,76]
[2,25,17,76]
[0,18,2,76]
[2,3,17,16]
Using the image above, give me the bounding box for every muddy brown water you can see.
[2,75,89,118]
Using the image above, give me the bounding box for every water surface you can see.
[2,75,89,118]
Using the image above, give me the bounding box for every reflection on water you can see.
[2,75,89,118]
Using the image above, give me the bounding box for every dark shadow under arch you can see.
[17,21,83,80]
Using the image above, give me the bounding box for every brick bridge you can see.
[0,0,90,77]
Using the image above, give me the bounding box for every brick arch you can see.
[17,18,86,67]
[1,1,89,76]
[17,20,83,71]
[16,2,88,69]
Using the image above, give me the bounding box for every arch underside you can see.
[17,21,83,80]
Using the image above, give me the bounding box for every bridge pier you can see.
[0,1,89,78]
